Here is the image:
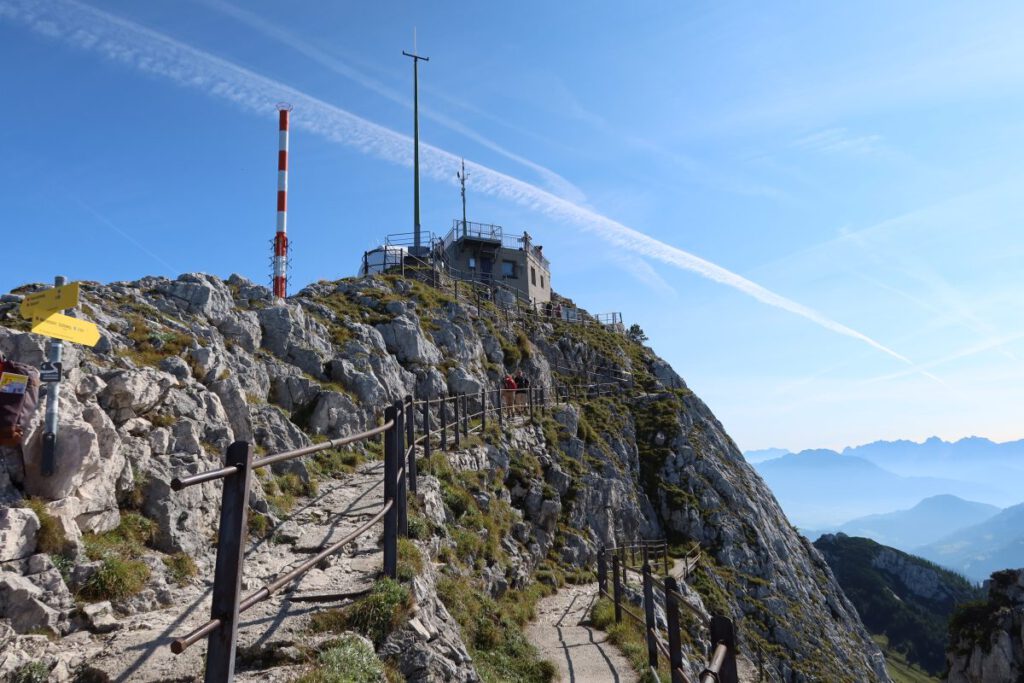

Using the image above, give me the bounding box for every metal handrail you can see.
[171,420,394,490]
[172,499,393,654]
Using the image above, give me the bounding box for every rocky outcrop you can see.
[0,271,890,682]
[947,569,1024,683]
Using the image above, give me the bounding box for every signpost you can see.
[19,277,99,476]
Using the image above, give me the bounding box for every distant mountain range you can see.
[916,502,1024,583]
[752,449,1002,528]
[804,494,1001,549]
[814,533,982,676]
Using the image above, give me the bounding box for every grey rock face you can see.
[947,569,1024,683]
[376,314,443,365]
[0,508,39,563]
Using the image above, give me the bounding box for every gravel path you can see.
[527,583,640,683]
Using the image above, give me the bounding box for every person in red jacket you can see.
[501,373,517,417]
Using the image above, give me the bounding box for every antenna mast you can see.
[457,158,469,237]
[402,33,429,256]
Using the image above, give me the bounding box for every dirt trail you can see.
[526,582,640,683]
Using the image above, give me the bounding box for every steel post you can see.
[453,394,461,448]
[597,546,607,595]
[422,399,431,468]
[396,404,408,538]
[204,441,254,683]
[41,275,67,476]
[440,397,447,451]
[480,388,486,431]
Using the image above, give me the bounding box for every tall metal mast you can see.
[402,39,429,255]
[458,158,469,237]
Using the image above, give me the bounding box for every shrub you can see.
[83,512,156,561]
[293,634,385,683]
[163,552,198,585]
[80,556,151,602]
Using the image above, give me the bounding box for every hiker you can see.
[515,370,531,415]
[501,373,517,417]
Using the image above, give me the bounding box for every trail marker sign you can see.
[39,361,62,384]
[20,282,80,320]
[31,313,100,347]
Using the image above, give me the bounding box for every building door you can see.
[482,256,494,282]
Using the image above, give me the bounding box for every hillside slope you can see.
[917,503,1024,582]
[814,533,981,676]
[0,271,888,681]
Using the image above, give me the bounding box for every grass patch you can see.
[11,662,49,683]
[117,314,192,367]
[397,538,424,582]
[163,552,198,585]
[80,555,151,602]
[83,512,156,560]
[23,498,67,555]
[265,472,315,517]
[310,578,412,647]
[591,597,664,683]
[437,575,556,683]
[292,634,387,683]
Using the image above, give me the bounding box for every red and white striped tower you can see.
[273,105,291,300]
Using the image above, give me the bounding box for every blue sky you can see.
[3,0,1023,451]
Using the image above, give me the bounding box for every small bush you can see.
[163,552,198,585]
[248,512,272,539]
[83,512,156,561]
[24,498,66,555]
[293,634,385,683]
[406,513,430,541]
[80,556,151,602]
[11,662,49,683]
[311,578,411,647]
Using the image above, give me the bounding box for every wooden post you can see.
[396,403,408,538]
[440,397,447,451]
[204,441,254,683]
[383,404,399,579]
[710,616,739,683]
[597,546,607,595]
[666,576,685,683]
[497,388,504,431]
[462,394,469,437]
[528,385,535,421]
[642,563,658,670]
[405,395,417,494]
[422,399,431,467]
[612,554,622,624]
[480,388,487,432]
[453,394,461,448]
[663,541,670,576]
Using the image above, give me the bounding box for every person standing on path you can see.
[515,370,531,415]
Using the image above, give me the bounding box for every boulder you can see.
[376,315,442,365]
[0,508,40,562]
[0,572,60,634]
[98,368,177,423]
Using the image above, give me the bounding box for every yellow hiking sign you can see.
[20,282,80,319]
[31,312,100,347]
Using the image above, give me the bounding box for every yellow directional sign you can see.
[31,312,100,347]
[20,282,80,319]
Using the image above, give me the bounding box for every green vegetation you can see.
[310,578,411,647]
[79,512,157,601]
[437,575,556,683]
[265,472,316,517]
[23,498,68,555]
[396,538,423,582]
[873,636,938,683]
[292,634,388,683]
[815,534,982,675]
[11,662,50,683]
[946,571,1018,657]
[163,552,198,585]
[118,314,192,367]
[590,597,663,683]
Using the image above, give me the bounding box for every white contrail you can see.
[193,0,588,204]
[0,0,912,365]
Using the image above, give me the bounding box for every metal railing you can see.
[167,378,628,682]
[596,541,739,683]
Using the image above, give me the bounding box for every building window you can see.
[468,257,476,270]
[540,275,545,288]
[531,266,537,286]
[501,260,517,278]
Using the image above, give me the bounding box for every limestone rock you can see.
[376,314,442,365]
[0,508,39,563]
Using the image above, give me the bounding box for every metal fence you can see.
[166,380,627,682]
[596,541,739,683]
